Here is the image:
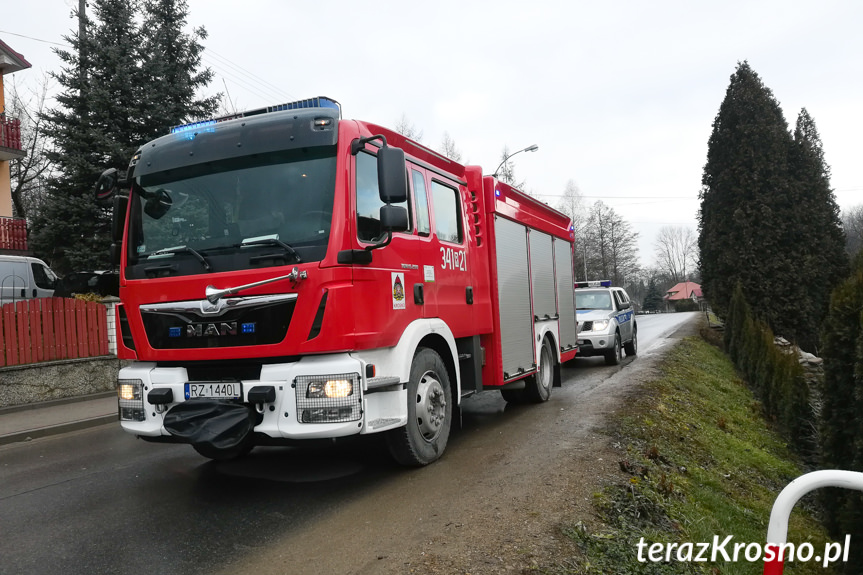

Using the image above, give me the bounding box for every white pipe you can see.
[766,470,863,544]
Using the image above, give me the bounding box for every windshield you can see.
[575,290,613,310]
[127,146,337,276]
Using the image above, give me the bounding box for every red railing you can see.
[0,298,110,367]
[0,116,22,150]
[0,217,28,251]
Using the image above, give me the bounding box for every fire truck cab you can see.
[98,97,579,466]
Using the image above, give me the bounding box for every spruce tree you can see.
[641,280,663,312]
[30,0,217,275]
[139,0,219,136]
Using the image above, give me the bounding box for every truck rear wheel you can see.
[524,338,554,403]
[386,347,453,466]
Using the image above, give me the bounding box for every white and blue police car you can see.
[575,280,637,365]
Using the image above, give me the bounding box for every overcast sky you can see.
[6,0,863,268]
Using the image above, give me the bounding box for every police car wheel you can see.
[386,347,453,466]
[525,338,554,403]
[605,333,622,366]
[624,328,638,356]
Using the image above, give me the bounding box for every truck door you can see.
[426,176,474,336]
[408,166,437,318]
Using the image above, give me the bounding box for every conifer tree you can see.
[789,109,849,349]
[699,62,794,324]
[30,0,217,274]
[699,62,846,350]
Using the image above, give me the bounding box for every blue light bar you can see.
[574,280,612,288]
[170,119,216,134]
[170,96,341,134]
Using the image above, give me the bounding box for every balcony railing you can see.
[0,217,27,251]
[0,117,22,150]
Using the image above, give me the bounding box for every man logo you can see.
[184,322,238,337]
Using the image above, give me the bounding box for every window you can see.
[431,180,462,244]
[412,170,430,235]
[31,263,57,290]
[356,151,410,242]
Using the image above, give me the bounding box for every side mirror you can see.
[380,204,408,232]
[377,146,407,204]
[144,189,172,220]
[95,168,119,201]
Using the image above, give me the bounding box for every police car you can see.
[575,280,637,365]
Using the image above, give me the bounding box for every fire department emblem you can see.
[392,273,406,310]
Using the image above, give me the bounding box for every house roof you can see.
[0,38,32,75]
[664,281,703,300]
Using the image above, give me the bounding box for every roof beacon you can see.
[575,280,612,288]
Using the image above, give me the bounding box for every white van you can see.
[0,255,59,306]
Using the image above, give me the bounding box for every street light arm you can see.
[491,144,539,178]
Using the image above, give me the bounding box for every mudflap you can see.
[163,399,257,451]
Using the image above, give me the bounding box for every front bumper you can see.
[117,353,408,443]
[576,330,616,356]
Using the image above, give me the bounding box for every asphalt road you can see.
[0,311,698,575]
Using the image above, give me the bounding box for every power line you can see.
[0,29,68,47]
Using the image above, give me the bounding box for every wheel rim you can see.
[617,335,622,361]
[539,343,553,391]
[415,370,447,442]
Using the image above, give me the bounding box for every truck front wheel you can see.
[386,347,453,466]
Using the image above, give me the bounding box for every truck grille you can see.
[140,294,296,349]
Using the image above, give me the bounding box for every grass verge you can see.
[555,331,836,574]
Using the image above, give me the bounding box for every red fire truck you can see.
[96,97,578,465]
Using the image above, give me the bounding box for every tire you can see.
[604,332,622,366]
[386,348,453,466]
[192,441,254,461]
[624,327,638,357]
[524,338,554,403]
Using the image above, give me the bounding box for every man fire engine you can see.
[96,97,579,466]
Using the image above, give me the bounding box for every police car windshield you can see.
[575,290,613,310]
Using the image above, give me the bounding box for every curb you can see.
[0,414,118,446]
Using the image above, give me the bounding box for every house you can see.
[664,281,703,311]
[0,37,31,254]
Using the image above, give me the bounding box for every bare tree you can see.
[439,131,463,162]
[8,74,54,221]
[653,226,698,284]
[393,113,423,143]
[842,204,863,257]
[496,145,528,191]
[557,180,587,279]
[583,200,639,285]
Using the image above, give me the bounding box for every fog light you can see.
[118,379,145,422]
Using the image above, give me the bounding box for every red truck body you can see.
[108,97,578,465]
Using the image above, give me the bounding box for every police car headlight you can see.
[592,320,610,331]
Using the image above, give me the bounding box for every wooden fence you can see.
[0,298,109,367]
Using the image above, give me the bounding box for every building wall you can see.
[0,73,12,217]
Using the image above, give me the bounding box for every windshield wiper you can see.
[149,245,211,271]
[240,237,301,263]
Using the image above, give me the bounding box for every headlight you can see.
[307,379,353,399]
[592,320,610,331]
[295,373,361,424]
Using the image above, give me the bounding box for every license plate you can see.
[184,382,242,400]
